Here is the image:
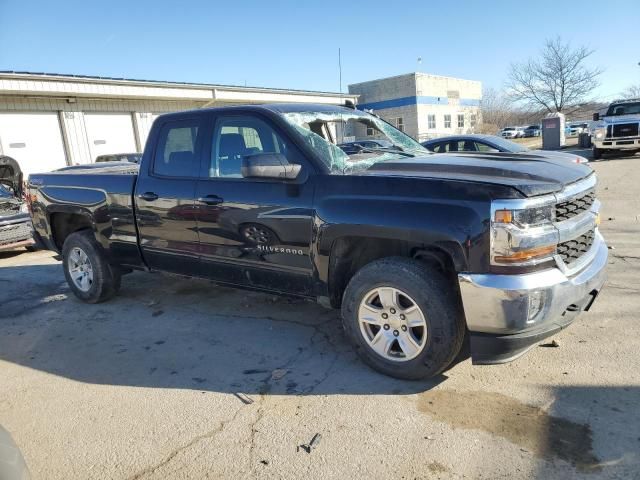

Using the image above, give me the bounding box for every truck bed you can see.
[28,162,143,268]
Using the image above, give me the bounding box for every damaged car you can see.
[0,155,34,252]
[28,104,607,380]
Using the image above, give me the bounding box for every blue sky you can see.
[0,0,638,100]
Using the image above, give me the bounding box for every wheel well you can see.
[50,212,93,250]
[327,237,457,308]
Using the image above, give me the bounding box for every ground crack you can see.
[127,407,243,480]
[611,253,640,262]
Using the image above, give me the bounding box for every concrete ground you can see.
[1,152,639,479]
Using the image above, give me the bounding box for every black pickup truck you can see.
[28,103,607,379]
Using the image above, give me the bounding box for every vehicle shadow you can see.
[0,249,29,261]
[0,264,448,396]
[532,385,640,477]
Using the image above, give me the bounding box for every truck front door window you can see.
[210,116,289,178]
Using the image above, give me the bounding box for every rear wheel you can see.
[62,230,121,303]
[341,257,465,380]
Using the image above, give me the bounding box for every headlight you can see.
[593,128,605,140]
[491,202,558,267]
[495,204,555,227]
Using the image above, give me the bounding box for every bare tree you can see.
[621,84,640,98]
[479,87,516,133]
[507,37,603,114]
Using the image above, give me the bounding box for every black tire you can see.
[592,146,603,160]
[341,257,466,380]
[25,245,38,252]
[62,230,121,303]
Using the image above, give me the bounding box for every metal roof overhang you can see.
[0,71,357,105]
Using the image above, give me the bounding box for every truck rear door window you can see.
[154,120,202,177]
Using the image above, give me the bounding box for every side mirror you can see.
[592,112,600,121]
[241,153,301,180]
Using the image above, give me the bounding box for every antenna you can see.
[338,48,344,144]
[338,48,343,95]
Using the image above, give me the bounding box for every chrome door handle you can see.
[138,192,158,201]
[197,195,223,205]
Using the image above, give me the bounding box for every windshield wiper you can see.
[354,146,415,157]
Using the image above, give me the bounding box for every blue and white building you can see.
[349,72,482,141]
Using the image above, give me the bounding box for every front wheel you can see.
[62,230,121,303]
[592,146,603,160]
[341,257,465,380]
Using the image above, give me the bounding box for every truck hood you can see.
[364,153,593,197]
[529,149,588,164]
[0,156,23,198]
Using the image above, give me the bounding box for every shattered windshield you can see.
[282,110,429,174]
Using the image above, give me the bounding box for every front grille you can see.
[611,123,639,138]
[0,201,20,217]
[558,230,595,264]
[555,189,595,222]
[0,221,32,246]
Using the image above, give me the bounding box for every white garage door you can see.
[0,112,67,176]
[136,112,162,149]
[84,113,137,162]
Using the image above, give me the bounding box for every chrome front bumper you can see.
[593,137,640,149]
[458,231,608,363]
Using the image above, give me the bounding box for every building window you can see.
[444,115,451,129]
[457,114,465,128]
[394,117,404,132]
[470,114,477,128]
[427,114,436,129]
[366,125,374,136]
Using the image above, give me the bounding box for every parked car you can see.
[500,126,524,139]
[338,139,400,155]
[95,153,142,164]
[0,425,30,480]
[28,103,607,380]
[0,156,34,252]
[523,125,541,137]
[421,134,589,164]
[591,98,640,159]
[566,122,590,137]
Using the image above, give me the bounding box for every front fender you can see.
[316,195,486,270]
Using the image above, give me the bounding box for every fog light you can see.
[527,290,546,322]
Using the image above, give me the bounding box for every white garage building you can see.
[0,71,356,176]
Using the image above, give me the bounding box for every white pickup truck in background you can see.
[591,98,640,159]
